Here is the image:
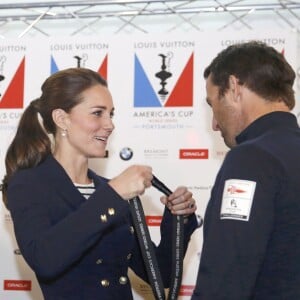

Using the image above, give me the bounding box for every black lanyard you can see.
[129,175,184,300]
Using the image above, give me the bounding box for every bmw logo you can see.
[120,147,133,160]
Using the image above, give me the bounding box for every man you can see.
[191,41,300,299]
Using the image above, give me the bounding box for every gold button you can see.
[129,226,134,234]
[96,259,103,264]
[100,279,110,287]
[127,253,132,260]
[119,276,127,285]
[100,214,107,222]
[108,208,115,215]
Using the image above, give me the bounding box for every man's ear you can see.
[228,75,242,102]
[52,108,68,130]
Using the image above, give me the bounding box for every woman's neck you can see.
[53,152,90,184]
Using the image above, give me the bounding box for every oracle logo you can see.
[179,149,209,159]
[146,216,162,226]
[3,280,32,291]
[179,284,195,296]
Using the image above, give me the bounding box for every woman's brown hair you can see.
[1,68,107,208]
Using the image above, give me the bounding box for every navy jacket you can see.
[8,155,197,300]
[192,112,300,300]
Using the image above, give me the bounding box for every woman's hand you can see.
[160,186,197,216]
[108,165,153,200]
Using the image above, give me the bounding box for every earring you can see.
[61,129,67,137]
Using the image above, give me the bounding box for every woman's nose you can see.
[103,115,115,131]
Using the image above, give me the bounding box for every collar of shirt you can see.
[236,111,298,144]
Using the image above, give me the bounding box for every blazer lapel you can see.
[39,155,109,209]
[40,155,86,209]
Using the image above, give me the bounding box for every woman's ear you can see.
[52,108,68,130]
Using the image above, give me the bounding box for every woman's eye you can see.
[93,110,103,117]
[92,110,114,118]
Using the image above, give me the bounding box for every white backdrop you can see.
[0,30,298,299]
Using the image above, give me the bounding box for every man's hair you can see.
[204,41,296,109]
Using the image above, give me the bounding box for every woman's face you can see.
[63,84,115,159]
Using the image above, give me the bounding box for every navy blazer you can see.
[8,155,197,300]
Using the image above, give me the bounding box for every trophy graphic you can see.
[155,53,172,102]
[74,53,88,68]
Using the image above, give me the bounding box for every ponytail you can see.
[1,98,51,208]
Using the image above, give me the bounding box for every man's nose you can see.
[212,117,220,131]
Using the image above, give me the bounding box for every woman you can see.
[1,68,198,300]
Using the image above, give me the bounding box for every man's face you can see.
[205,74,244,148]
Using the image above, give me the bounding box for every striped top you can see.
[74,181,96,200]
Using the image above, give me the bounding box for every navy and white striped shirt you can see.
[74,181,95,200]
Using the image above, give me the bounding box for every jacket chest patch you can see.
[220,179,256,221]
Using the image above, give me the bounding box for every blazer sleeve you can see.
[8,170,129,280]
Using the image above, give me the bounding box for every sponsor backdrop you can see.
[0,30,298,299]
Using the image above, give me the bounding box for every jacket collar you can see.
[38,155,106,208]
[236,111,298,144]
